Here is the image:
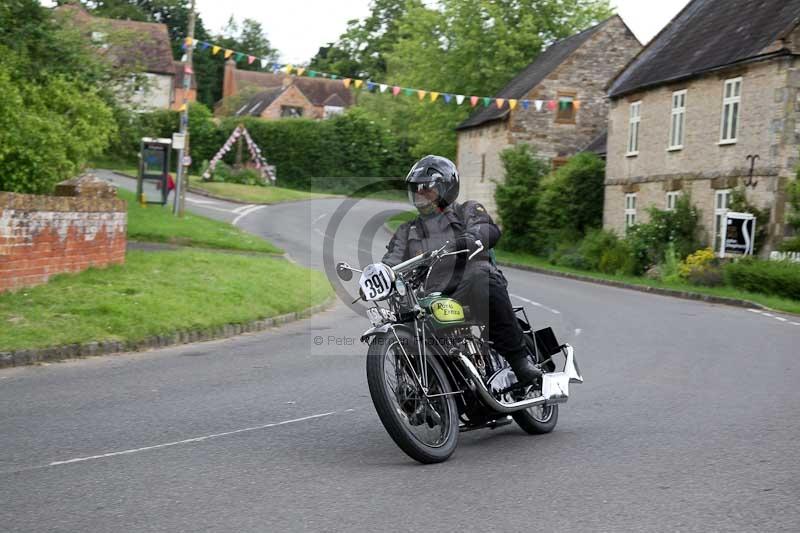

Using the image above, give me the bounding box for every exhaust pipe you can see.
[457,344,582,414]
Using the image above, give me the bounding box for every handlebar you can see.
[390,239,484,275]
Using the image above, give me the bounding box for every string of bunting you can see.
[181,37,581,112]
[203,125,276,184]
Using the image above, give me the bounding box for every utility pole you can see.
[174,0,196,217]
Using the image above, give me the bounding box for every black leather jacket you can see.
[381,201,501,295]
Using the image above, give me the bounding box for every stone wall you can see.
[456,122,510,218]
[604,57,799,251]
[260,84,318,120]
[0,175,127,292]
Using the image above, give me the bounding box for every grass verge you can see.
[0,249,333,351]
[120,189,281,254]
[386,210,416,232]
[188,176,336,204]
[495,249,800,315]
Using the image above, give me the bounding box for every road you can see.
[1,171,798,532]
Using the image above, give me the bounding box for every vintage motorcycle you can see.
[335,241,583,464]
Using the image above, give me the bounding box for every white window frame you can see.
[713,189,732,253]
[627,101,641,156]
[666,191,680,211]
[625,193,637,229]
[719,77,742,144]
[668,90,686,150]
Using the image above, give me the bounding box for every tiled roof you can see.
[235,87,286,117]
[456,17,613,131]
[233,69,353,107]
[581,130,607,156]
[608,0,800,97]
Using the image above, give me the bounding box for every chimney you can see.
[223,59,237,99]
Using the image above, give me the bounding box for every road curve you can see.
[1,176,798,532]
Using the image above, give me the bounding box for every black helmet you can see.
[405,155,460,214]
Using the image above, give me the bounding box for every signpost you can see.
[137,137,172,206]
[721,211,756,258]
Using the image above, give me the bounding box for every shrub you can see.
[598,243,636,275]
[535,152,605,253]
[659,243,682,283]
[724,258,800,300]
[577,229,621,271]
[779,236,800,252]
[494,144,549,252]
[625,195,702,274]
[679,248,723,286]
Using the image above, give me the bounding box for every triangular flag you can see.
[403,88,414,97]
[235,52,245,62]
[184,65,194,75]
[308,70,318,77]
[534,100,544,111]
[212,45,220,55]
[330,74,338,80]
[573,100,581,110]
[260,58,268,69]
[496,98,505,109]
[482,97,491,107]
[354,79,363,89]
[443,94,452,104]
[296,67,305,76]
[200,42,210,50]
[245,55,254,65]
[546,100,556,111]
[343,78,351,88]
[456,95,465,105]
[392,86,401,96]
[178,103,187,112]
[559,100,570,110]
[379,83,388,93]
[184,37,193,47]
[430,92,439,102]
[417,90,427,100]
[522,100,530,110]
[224,49,233,59]
[367,82,376,91]
[509,99,518,110]
[470,96,479,107]
[285,64,294,74]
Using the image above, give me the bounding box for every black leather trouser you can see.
[450,267,528,362]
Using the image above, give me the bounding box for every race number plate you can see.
[359,263,394,301]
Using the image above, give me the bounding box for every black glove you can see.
[455,233,479,253]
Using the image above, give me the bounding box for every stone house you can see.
[56,4,194,111]
[219,60,353,119]
[604,0,800,254]
[455,16,642,218]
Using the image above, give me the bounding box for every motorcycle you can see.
[335,240,583,464]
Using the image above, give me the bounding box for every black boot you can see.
[508,356,542,386]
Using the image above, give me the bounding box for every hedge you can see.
[723,259,800,300]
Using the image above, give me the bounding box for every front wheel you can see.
[366,329,459,464]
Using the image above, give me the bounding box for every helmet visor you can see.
[407,181,440,214]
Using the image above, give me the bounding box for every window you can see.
[323,105,344,119]
[665,191,680,211]
[480,154,486,182]
[280,105,303,118]
[713,189,732,252]
[720,78,742,143]
[627,102,641,156]
[555,92,576,123]
[625,193,637,228]
[669,90,686,150]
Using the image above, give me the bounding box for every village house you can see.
[604,0,800,254]
[455,15,642,219]
[55,3,193,111]
[218,60,353,119]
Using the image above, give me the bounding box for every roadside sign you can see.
[182,155,192,167]
[721,211,756,258]
[172,132,186,150]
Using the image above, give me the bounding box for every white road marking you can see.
[232,205,266,226]
[509,293,561,315]
[745,308,800,327]
[232,204,256,214]
[574,328,582,336]
[747,309,763,314]
[791,322,800,326]
[49,411,338,467]
[186,198,221,206]
[312,213,328,225]
[774,317,788,322]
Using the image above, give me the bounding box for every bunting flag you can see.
[178,103,187,112]
[184,65,194,75]
[186,36,585,114]
[203,125,275,184]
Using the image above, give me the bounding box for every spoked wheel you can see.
[512,332,558,434]
[366,329,458,464]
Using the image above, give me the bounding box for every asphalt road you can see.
[1,172,799,532]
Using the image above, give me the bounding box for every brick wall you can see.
[260,85,317,120]
[604,57,799,251]
[0,175,127,292]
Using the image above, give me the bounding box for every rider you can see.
[381,155,542,385]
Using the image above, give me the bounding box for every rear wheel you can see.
[366,329,459,463]
[512,332,558,434]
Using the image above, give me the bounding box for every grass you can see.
[120,189,282,254]
[495,249,800,315]
[0,250,333,351]
[187,176,335,204]
[386,210,416,232]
